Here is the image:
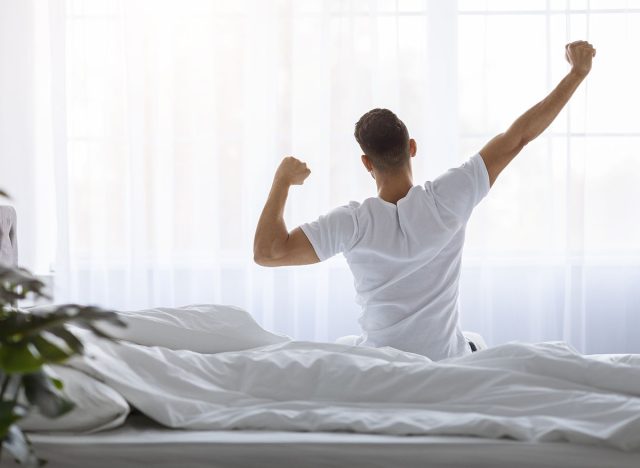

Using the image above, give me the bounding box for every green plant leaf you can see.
[0,401,27,438]
[0,344,43,373]
[0,264,127,467]
[46,327,84,354]
[0,288,26,304]
[84,323,119,341]
[49,376,64,390]
[0,266,48,302]
[1,304,124,345]
[32,336,72,364]
[2,425,42,467]
[22,371,74,418]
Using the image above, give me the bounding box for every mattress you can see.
[11,414,640,468]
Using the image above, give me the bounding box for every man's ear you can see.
[361,154,374,171]
[409,138,417,158]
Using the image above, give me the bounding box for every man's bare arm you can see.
[253,156,320,267]
[480,40,596,186]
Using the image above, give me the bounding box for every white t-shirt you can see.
[300,153,491,361]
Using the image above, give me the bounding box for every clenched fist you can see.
[274,156,311,186]
[565,40,596,78]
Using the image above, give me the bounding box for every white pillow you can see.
[20,365,129,433]
[99,304,290,353]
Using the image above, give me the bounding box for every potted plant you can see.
[0,190,124,466]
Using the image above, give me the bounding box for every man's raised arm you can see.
[480,40,596,186]
[253,156,320,267]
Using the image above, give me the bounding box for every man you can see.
[254,41,596,360]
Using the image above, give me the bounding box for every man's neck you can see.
[374,166,414,205]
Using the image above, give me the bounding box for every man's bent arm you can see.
[480,40,596,186]
[253,156,320,267]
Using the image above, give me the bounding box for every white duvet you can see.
[52,305,640,452]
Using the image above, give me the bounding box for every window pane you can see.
[582,137,640,253]
[458,14,547,135]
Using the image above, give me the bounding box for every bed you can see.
[2,205,640,468]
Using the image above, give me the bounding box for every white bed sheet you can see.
[14,415,640,468]
[67,331,640,451]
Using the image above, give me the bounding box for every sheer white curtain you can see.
[54,0,449,343]
[0,0,57,273]
[5,0,639,352]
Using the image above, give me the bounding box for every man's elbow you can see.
[253,249,270,266]
[502,130,530,153]
[253,254,270,267]
[253,248,280,267]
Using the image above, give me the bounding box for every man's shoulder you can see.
[326,200,362,217]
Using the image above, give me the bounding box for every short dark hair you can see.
[354,108,410,171]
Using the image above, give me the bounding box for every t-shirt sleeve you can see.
[426,153,490,228]
[299,205,357,261]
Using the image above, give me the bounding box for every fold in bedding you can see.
[65,328,640,451]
